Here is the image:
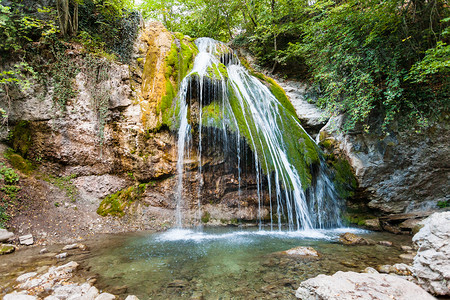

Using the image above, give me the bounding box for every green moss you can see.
[201,211,210,223]
[330,157,357,199]
[0,245,14,255]
[97,183,147,217]
[7,153,34,175]
[10,121,31,157]
[226,81,319,189]
[202,102,223,127]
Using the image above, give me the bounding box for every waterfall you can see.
[174,37,343,230]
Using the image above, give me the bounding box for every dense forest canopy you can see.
[1,0,449,132]
[141,0,449,132]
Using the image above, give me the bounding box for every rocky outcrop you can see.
[412,211,450,296]
[4,261,140,300]
[295,271,435,300]
[319,115,449,214]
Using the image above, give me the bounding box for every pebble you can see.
[95,293,116,300]
[378,240,393,247]
[55,252,68,259]
[19,234,34,246]
[399,253,415,262]
[40,248,49,254]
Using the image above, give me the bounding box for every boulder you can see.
[95,293,116,300]
[296,271,435,300]
[279,246,320,258]
[19,234,34,246]
[0,244,15,255]
[3,292,37,300]
[377,240,393,247]
[0,228,14,242]
[412,211,450,296]
[363,219,381,231]
[338,232,374,245]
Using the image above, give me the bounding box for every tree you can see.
[56,0,78,36]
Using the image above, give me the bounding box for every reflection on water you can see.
[79,227,411,299]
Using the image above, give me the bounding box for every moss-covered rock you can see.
[10,121,32,157]
[97,183,147,217]
[0,244,15,255]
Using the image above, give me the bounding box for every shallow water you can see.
[78,227,412,299]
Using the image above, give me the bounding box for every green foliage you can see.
[201,211,210,223]
[44,174,78,202]
[0,163,20,185]
[437,200,449,209]
[97,183,147,217]
[0,3,58,53]
[78,0,140,62]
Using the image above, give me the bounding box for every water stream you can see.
[174,38,342,229]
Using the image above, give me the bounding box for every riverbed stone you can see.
[363,219,381,231]
[377,240,393,247]
[0,244,15,255]
[85,286,100,299]
[279,246,320,257]
[95,293,116,300]
[412,211,450,296]
[16,272,37,283]
[0,228,14,242]
[363,267,379,274]
[124,296,139,300]
[3,291,37,300]
[19,234,34,245]
[338,232,374,245]
[295,271,435,300]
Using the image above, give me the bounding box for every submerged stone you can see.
[279,246,320,258]
[339,232,375,245]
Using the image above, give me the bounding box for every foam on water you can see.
[156,227,368,243]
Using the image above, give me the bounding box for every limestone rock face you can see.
[412,211,450,296]
[295,271,435,300]
[319,115,449,214]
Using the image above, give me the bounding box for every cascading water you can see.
[174,37,343,230]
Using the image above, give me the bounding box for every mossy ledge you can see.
[97,183,147,217]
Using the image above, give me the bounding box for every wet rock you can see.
[340,261,359,268]
[85,286,100,299]
[0,244,15,255]
[110,285,128,294]
[55,252,68,259]
[62,243,79,250]
[62,243,88,251]
[391,263,412,276]
[295,271,435,300]
[0,228,14,242]
[95,293,116,300]
[412,211,450,296]
[338,232,375,245]
[19,234,34,245]
[399,253,415,262]
[125,296,140,300]
[363,267,379,274]
[363,218,381,231]
[279,246,320,258]
[16,272,38,283]
[377,265,392,274]
[377,240,393,247]
[168,280,188,288]
[3,291,37,300]
[40,248,49,254]
[401,245,413,252]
